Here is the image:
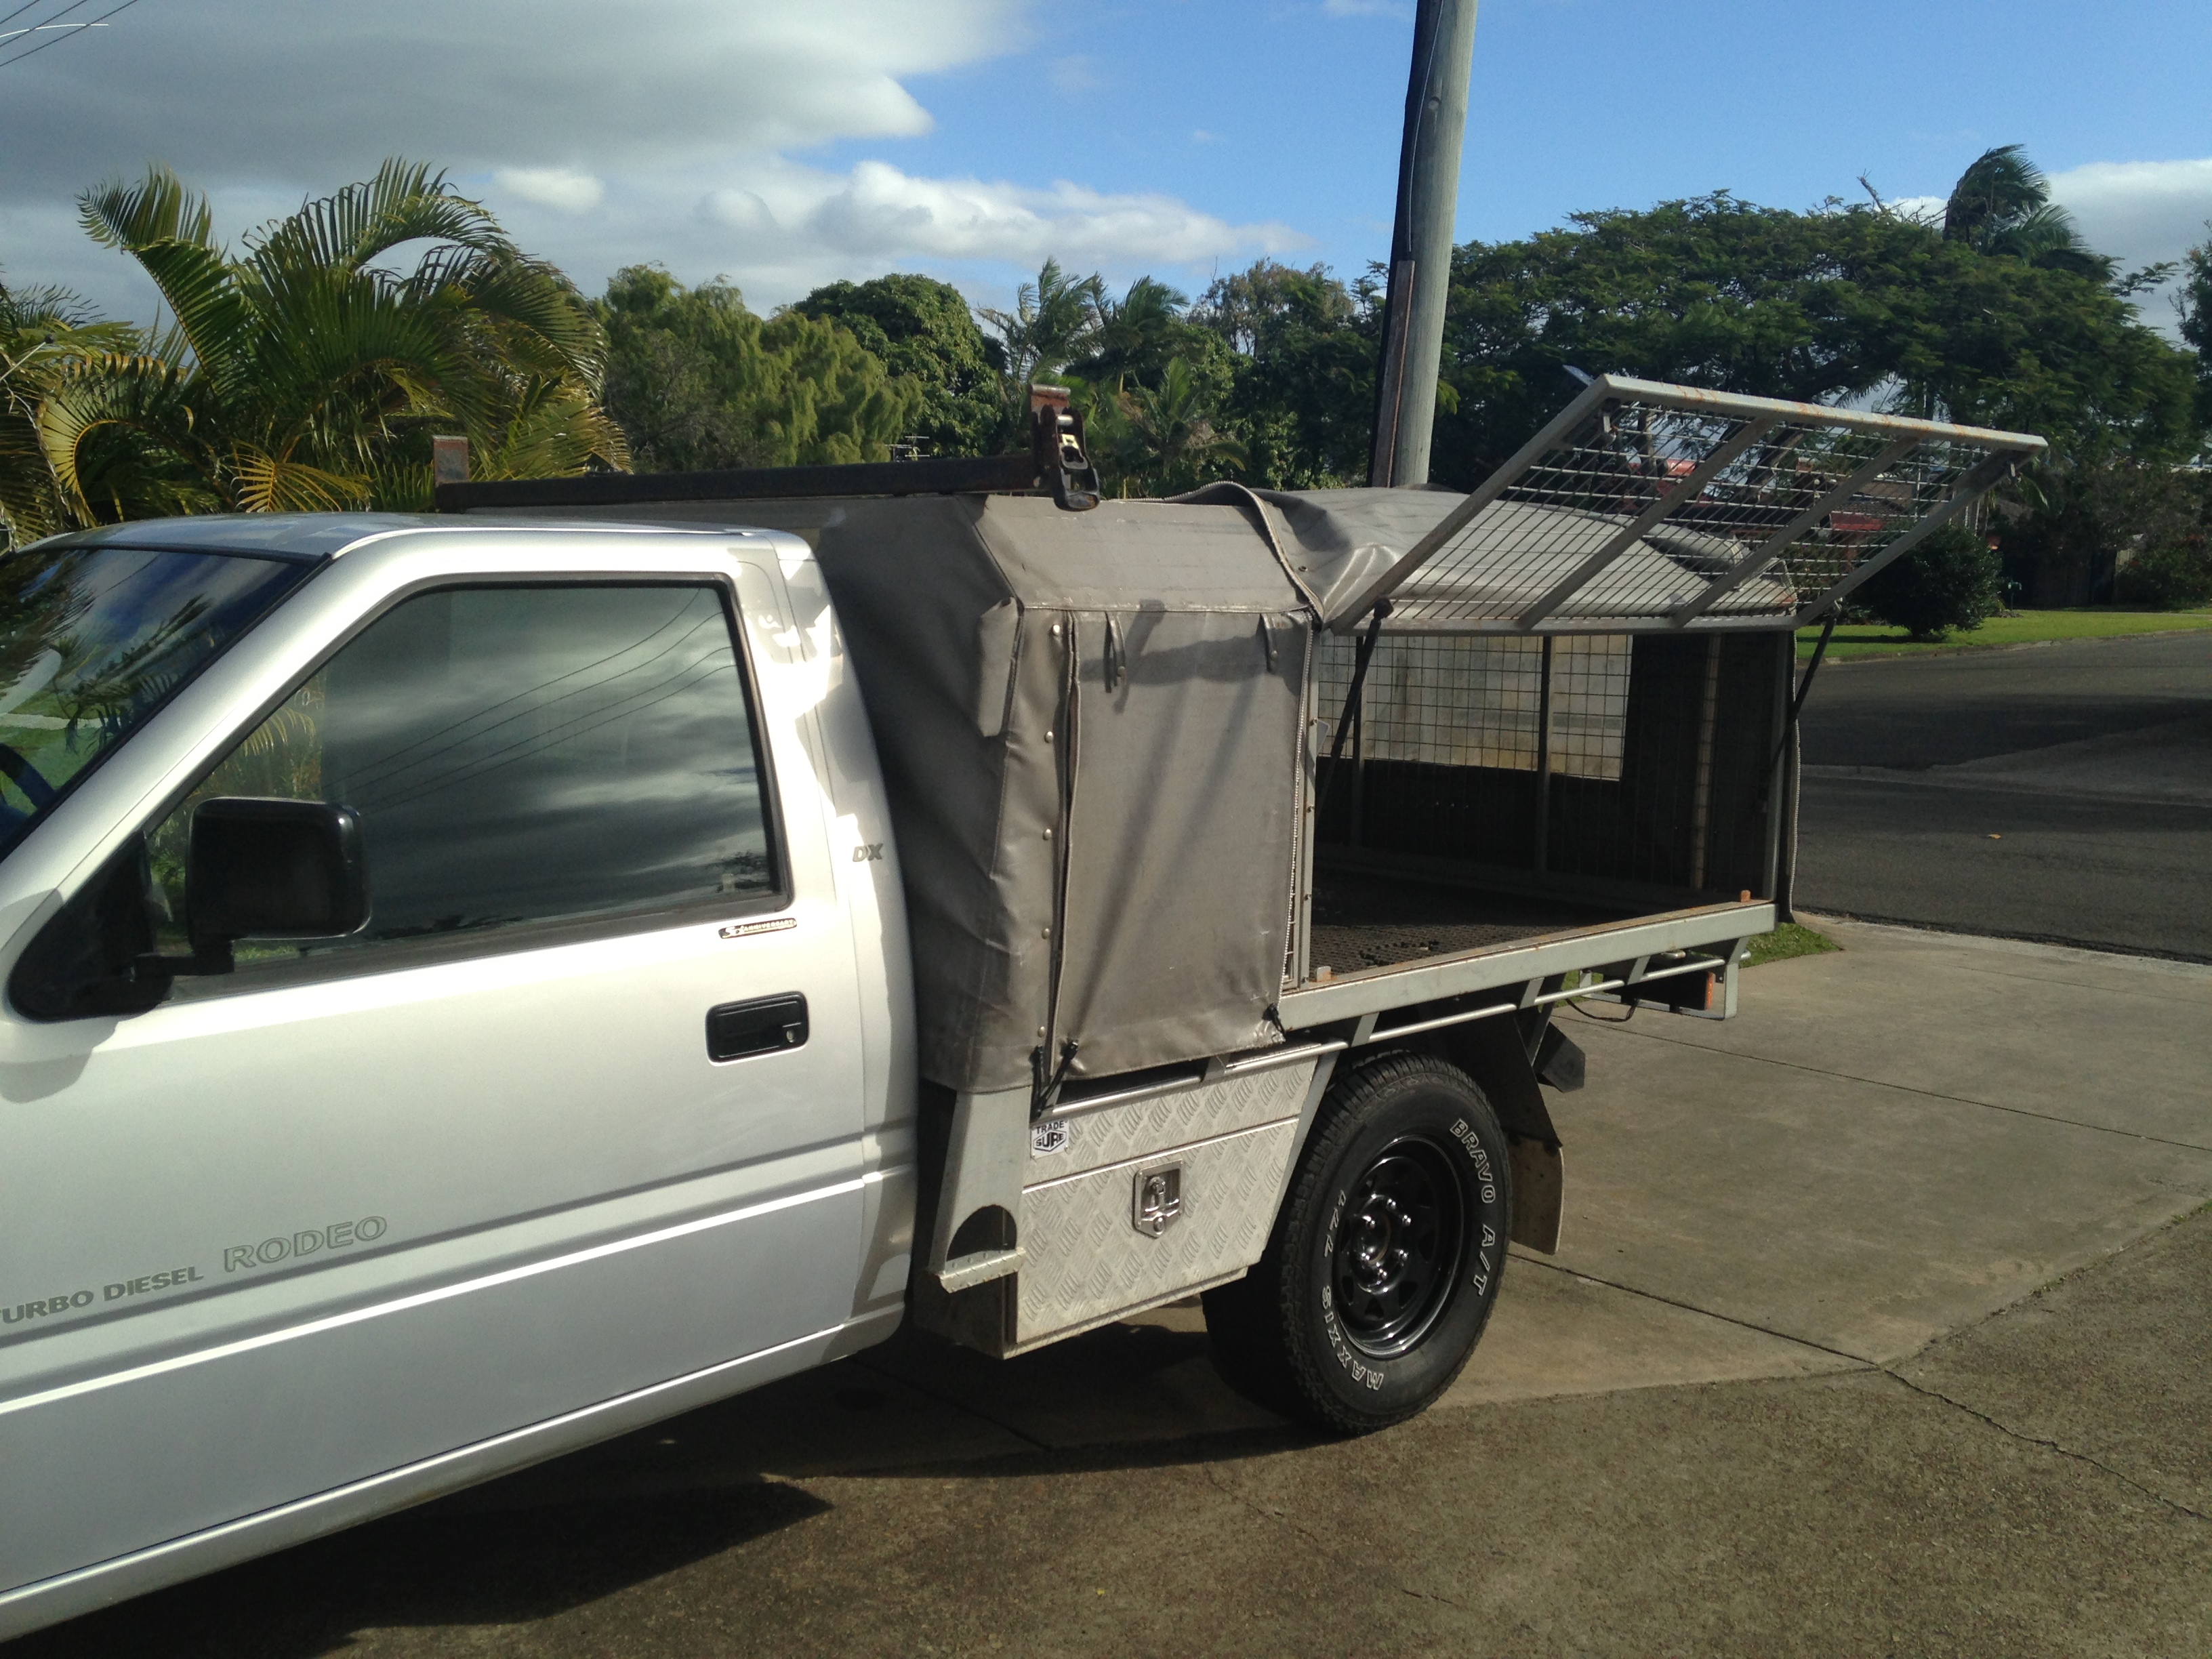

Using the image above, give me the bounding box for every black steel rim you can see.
[1332,1133,1467,1359]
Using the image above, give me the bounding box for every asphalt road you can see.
[1794,630,2212,960]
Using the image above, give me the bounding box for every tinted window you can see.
[149,583,775,964]
[0,544,311,859]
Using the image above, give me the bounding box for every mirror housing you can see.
[184,798,370,968]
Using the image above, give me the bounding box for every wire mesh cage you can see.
[1315,631,1786,894]
[1332,376,2047,635]
[1315,632,1629,781]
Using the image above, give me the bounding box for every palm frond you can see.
[244,159,512,279]
[78,167,216,251]
[231,447,370,514]
[35,352,219,520]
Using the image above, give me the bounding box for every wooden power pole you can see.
[1369,0,1479,489]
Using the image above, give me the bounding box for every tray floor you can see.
[1308,867,1631,976]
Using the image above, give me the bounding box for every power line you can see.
[0,0,97,43]
[0,0,66,35]
[0,0,142,70]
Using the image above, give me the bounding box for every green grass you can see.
[1742,922,1839,968]
[1797,607,2212,661]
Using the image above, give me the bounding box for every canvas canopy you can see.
[459,373,2038,1097]
[712,492,1311,1097]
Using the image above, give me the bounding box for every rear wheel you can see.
[1206,1050,1511,1433]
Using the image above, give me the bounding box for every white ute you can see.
[0,376,2041,1637]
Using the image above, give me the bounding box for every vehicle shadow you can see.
[9,1313,1317,1657]
[12,1483,827,1659]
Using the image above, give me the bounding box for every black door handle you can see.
[706,994,808,1062]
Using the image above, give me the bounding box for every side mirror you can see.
[182,798,370,970]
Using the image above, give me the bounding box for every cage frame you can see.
[1331,375,2048,637]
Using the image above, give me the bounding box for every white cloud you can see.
[1048,54,1103,95]
[493,168,605,216]
[796,161,1303,266]
[2048,158,2212,298]
[1883,194,1946,224]
[1,0,1300,319]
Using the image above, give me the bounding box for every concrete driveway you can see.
[17,920,2211,1657]
[1795,631,2212,959]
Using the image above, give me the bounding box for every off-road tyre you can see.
[1204,1050,1511,1435]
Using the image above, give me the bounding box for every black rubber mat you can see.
[1309,869,1627,973]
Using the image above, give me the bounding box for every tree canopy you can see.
[1430,192,2198,491]
[792,273,1004,456]
[597,266,921,472]
[6,142,2205,613]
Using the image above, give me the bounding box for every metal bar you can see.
[1668,436,1920,626]
[1048,1036,1347,1119]
[1368,1001,1518,1042]
[1623,954,1728,985]
[1579,375,2050,452]
[1280,899,1776,1025]
[1331,373,1620,627]
[1794,450,2020,625]
[1224,1039,1351,1076]
[1349,645,1368,847]
[1377,611,1809,637]
[1538,977,1624,1004]
[437,452,1040,512]
[1687,636,1723,891]
[1532,634,1553,872]
[1516,415,1778,630]
[1759,632,1792,901]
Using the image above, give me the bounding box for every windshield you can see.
[0,542,314,859]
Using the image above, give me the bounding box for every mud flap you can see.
[1441,1016,1565,1254]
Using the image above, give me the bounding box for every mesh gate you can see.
[1329,375,2047,635]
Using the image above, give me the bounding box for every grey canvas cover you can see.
[628,492,1312,1095]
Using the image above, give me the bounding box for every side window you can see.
[148,582,777,968]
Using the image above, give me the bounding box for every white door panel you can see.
[0,538,876,1597]
[0,1153,857,1588]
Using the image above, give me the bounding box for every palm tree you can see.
[1072,276,1188,390]
[30,159,623,525]
[979,259,1105,388]
[1091,356,1245,496]
[0,276,139,546]
[1942,145,2110,280]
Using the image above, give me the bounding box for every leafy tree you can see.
[29,161,621,520]
[2000,459,2212,608]
[792,274,1004,455]
[1430,192,2197,493]
[2177,232,2212,433]
[1856,523,2003,638]
[597,266,922,472]
[1194,260,1377,488]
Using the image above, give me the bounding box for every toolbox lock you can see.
[1133,1162,1183,1237]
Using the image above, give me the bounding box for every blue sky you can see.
[4,0,2208,327]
